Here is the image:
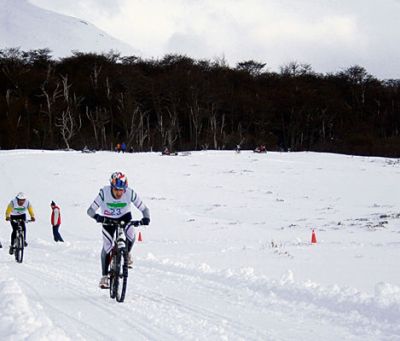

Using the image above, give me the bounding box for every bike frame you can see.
[102,218,141,302]
[11,219,32,263]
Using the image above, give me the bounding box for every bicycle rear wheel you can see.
[15,233,24,263]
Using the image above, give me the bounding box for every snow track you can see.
[0,150,399,340]
[2,245,399,340]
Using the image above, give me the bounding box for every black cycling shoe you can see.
[9,246,14,255]
[24,241,28,247]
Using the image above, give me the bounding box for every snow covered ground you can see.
[0,150,399,340]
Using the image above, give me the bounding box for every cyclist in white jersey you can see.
[87,172,150,288]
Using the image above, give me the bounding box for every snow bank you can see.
[0,274,69,340]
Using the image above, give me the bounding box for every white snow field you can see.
[0,150,399,340]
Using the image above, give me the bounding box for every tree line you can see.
[1,48,399,156]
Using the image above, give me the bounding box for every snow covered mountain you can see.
[0,0,138,58]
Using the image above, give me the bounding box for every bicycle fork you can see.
[117,230,128,277]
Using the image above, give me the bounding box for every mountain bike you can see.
[11,219,32,263]
[103,218,142,302]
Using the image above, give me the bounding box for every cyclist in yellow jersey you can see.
[5,192,35,254]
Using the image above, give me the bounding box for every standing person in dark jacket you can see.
[51,201,64,242]
[121,142,127,153]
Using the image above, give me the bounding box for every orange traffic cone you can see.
[137,231,142,242]
[311,229,317,244]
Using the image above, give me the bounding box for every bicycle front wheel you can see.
[115,249,128,302]
[15,233,24,263]
[109,252,118,299]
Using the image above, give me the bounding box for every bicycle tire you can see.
[109,251,118,299]
[115,249,128,302]
[15,233,24,263]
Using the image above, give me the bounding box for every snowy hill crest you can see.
[0,0,138,57]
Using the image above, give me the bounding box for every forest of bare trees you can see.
[1,48,399,156]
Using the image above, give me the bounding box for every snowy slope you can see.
[0,150,399,340]
[0,0,138,57]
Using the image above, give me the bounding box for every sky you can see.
[28,0,400,79]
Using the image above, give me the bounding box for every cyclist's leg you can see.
[22,221,27,246]
[10,218,18,246]
[125,223,136,252]
[120,213,134,251]
[101,224,116,276]
[101,249,110,276]
[10,226,17,246]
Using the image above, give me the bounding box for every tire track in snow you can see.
[0,265,69,340]
[132,265,345,340]
[21,242,274,339]
[4,240,399,340]
[136,290,273,340]
[7,258,174,341]
[136,257,400,339]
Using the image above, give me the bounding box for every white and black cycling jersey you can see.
[87,185,149,219]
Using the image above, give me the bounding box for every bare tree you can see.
[341,65,372,107]
[209,104,225,149]
[56,108,81,149]
[156,112,168,148]
[280,61,313,77]
[4,89,23,148]
[136,110,150,151]
[236,60,266,76]
[90,63,102,90]
[39,80,62,146]
[166,106,180,150]
[237,122,246,146]
[117,93,149,150]
[86,106,110,149]
[188,90,203,150]
[55,75,82,149]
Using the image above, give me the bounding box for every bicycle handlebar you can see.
[10,219,34,224]
[101,218,142,227]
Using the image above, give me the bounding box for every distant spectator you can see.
[162,147,170,155]
[115,143,121,153]
[129,146,134,153]
[236,144,241,153]
[121,142,127,153]
[254,145,267,153]
[50,201,64,242]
